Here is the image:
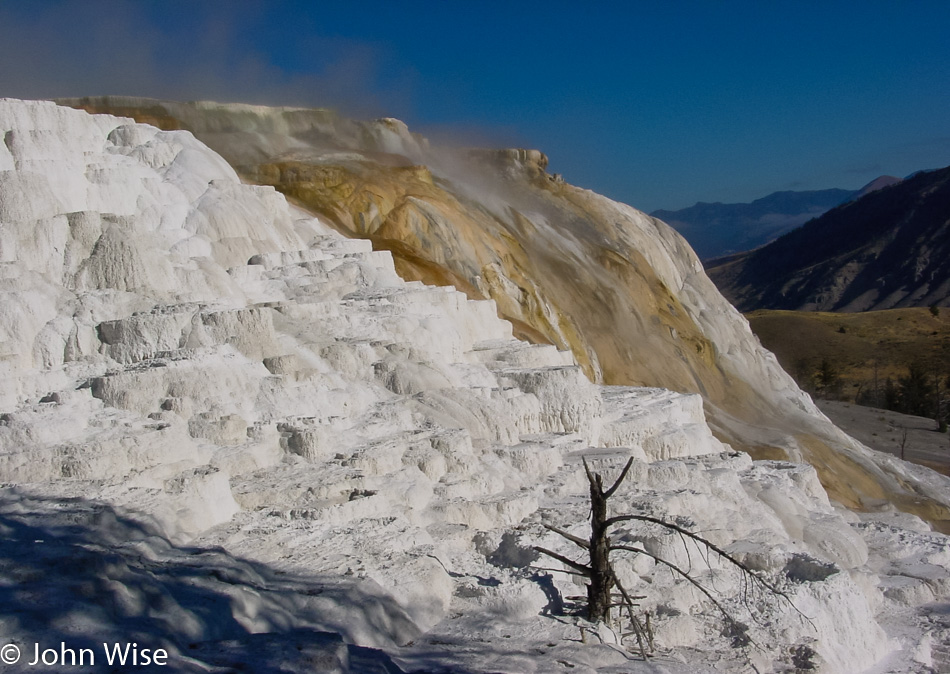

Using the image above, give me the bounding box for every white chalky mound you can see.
[0,99,948,673]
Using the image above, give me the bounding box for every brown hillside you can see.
[747,307,950,399]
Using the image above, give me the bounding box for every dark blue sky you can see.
[1,1,948,212]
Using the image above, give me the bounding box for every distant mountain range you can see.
[653,177,900,260]
[706,166,950,312]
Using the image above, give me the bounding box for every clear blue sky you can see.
[1,1,948,212]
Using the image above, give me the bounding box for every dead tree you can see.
[534,457,802,657]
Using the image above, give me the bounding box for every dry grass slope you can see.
[747,307,950,398]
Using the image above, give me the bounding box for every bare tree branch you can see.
[529,565,589,577]
[604,456,636,498]
[614,572,650,660]
[582,456,596,486]
[533,546,592,576]
[543,523,590,550]
[606,513,796,609]
[611,544,737,627]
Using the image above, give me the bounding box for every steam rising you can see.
[0,0,410,120]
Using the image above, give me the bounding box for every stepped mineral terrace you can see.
[0,99,948,672]
[61,96,950,529]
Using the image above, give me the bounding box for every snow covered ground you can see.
[0,99,948,672]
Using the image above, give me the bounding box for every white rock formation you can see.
[57,97,950,528]
[0,99,948,672]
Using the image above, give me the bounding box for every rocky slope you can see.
[707,167,950,312]
[57,97,950,527]
[1,99,948,672]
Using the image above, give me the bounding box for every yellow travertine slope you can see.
[61,97,950,529]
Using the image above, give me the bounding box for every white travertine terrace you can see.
[0,99,947,672]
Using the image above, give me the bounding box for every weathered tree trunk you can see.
[587,472,613,622]
[533,455,803,658]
